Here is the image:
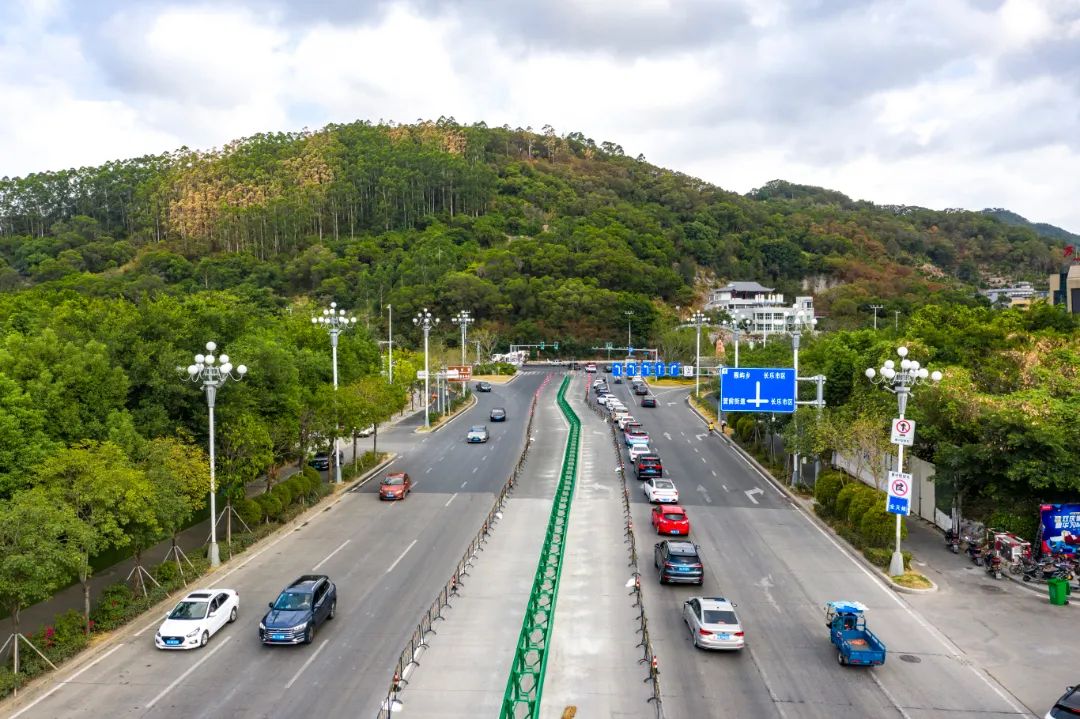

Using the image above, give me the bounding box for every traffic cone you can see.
[393,670,402,693]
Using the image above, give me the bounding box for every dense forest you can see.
[0,119,1071,351]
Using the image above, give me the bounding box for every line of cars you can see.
[592,372,746,652]
[156,574,338,650]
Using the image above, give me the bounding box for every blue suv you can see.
[259,575,337,645]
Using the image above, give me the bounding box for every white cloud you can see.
[1,0,1078,232]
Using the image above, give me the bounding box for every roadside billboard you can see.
[1037,503,1080,557]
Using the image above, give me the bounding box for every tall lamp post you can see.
[727,312,749,368]
[182,342,247,567]
[413,309,440,429]
[451,310,474,366]
[870,304,883,330]
[387,304,394,384]
[624,310,634,352]
[313,302,356,484]
[689,311,707,397]
[865,347,942,576]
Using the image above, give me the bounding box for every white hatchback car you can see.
[155,589,239,649]
[643,477,679,503]
[683,596,745,650]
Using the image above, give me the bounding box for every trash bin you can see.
[1047,577,1071,606]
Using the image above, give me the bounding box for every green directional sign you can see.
[540,342,545,350]
[554,342,559,351]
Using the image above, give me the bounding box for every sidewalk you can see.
[5,407,420,640]
[400,379,564,716]
[540,374,654,717]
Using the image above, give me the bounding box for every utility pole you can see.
[870,304,883,330]
[894,310,901,331]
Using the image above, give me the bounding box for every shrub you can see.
[847,486,879,526]
[270,482,293,508]
[835,483,862,523]
[282,476,305,502]
[863,547,912,573]
[860,504,908,548]
[153,559,182,586]
[735,416,756,442]
[302,466,322,485]
[0,667,23,698]
[814,471,846,517]
[235,497,264,528]
[90,582,135,631]
[985,509,1038,544]
[255,492,282,521]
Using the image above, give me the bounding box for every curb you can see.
[415,393,478,434]
[683,397,938,595]
[0,456,397,715]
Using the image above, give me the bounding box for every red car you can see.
[652,505,690,536]
[379,472,412,500]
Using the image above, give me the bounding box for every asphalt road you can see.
[602,376,1032,719]
[4,371,550,719]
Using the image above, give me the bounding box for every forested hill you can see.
[0,120,1070,344]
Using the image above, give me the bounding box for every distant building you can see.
[705,281,815,336]
[979,281,1043,307]
[1049,265,1080,314]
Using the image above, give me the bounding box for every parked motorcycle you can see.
[965,539,986,566]
[1021,561,1044,582]
[984,553,1003,580]
[944,528,961,554]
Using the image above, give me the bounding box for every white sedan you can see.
[643,477,679,503]
[155,589,239,650]
[628,444,653,462]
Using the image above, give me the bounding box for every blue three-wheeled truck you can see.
[825,600,887,667]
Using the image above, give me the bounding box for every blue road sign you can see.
[886,496,910,516]
[667,361,681,377]
[642,361,653,377]
[626,362,639,376]
[719,367,796,413]
[611,362,622,377]
[627,345,634,356]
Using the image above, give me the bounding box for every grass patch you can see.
[649,377,694,387]
[892,572,933,589]
[472,374,514,383]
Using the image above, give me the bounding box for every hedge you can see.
[861,503,908,548]
[835,483,862,522]
[847,486,879,526]
[735,416,756,442]
[813,471,846,517]
[863,547,912,572]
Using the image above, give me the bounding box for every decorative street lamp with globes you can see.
[312,301,357,484]
[451,310,474,367]
[181,341,247,567]
[413,309,440,429]
[865,346,942,576]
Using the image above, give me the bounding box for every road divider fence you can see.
[376,374,552,717]
[600,384,663,717]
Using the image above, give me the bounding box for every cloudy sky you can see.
[2,0,1079,230]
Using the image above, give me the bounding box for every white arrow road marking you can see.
[663,432,672,440]
[695,433,708,440]
[147,636,232,708]
[745,487,764,504]
[696,484,712,503]
[757,575,782,614]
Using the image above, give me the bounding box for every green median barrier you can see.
[501,375,579,718]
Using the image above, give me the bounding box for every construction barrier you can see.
[375,374,552,718]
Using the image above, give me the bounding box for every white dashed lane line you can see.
[445,493,457,507]
[386,539,418,573]
[146,636,233,708]
[312,540,350,571]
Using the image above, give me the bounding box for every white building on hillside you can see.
[705,281,816,337]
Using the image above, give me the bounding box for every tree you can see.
[134,436,210,587]
[38,442,154,634]
[0,489,81,645]
[216,412,273,545]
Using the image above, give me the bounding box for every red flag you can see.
[1066,245,1075,259]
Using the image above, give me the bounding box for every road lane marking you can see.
[312,540,350,571]
[686,438,692,444]
[701,457,707,464]
[722,484,729,492]
[461,481,468,488]
[10,644,126,719]
[386,539,418,573]
[425,467,432,473]
[285,639,329,689]
[711,469,717,477]
[481,454,487,461]
[680,431,686,436]
[745,487,763,504]
[696,485,712,504]
[693,447,699,453]
[870,671,914,719]
[445,493,457,507]
[473,467,479,473]
[146,636,232,708]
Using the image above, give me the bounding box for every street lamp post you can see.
[870,304,884,330]
[313,301,357,484]
[451,310,474,366]
[182,342,247,567]
[865,347,942,576]
[690,311,707,397]
[624,310,634,352]
[413,309,440,429]
[387,304,393,384]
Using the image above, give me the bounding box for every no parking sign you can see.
[886,470,912,516]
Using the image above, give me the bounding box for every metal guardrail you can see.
[588,383,664,717]
[376,374,552,717]
[500,375,580,718]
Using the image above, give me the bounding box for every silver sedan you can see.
[683,596,745,651]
